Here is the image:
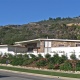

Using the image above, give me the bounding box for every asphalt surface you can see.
[0,70,62,80]
[0,70,80,80]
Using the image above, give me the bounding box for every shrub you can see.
[76,60,80,67]
[29,54,36,58]
[7,54,13,63]
[76,60,80,71]
[76,67,80,71]
[53,54,61,64]
[54,64,60,69]
[11,55,24,66]
[22,59,33,66]
[0,54,9,64]
[29,54,38,61]
[11,57,24,66]
[45,54,51,59]
[70,60,77,71]
[60,60,72,71]
[47,63,54,69]
[61,55,68,62]
[47,57,54,64]
[0,57,7,64]
[70,54,77,60]
[23,54,29,60]
[36,58,47,67]
[37,54,43,59]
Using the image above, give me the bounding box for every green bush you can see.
[0,57,7,64]
[23,54,29,60]
[54,64,60,69]
[10,55,24,66]
[75,60,80,71]
[53,54,61,64]
[11,58,24,66]
[76,67,80,71]
[76,60,80,67]
[60,61,72,71]
[36,58,47,67]
[47,63,54,69]
[47,57,54,64]
[60,55,68,63]
[70,54,77,60]
[29,54,38,61]
[22,59,33,66]
[2,53,80,71]
[45,54,51,59]
[37,54,43,59]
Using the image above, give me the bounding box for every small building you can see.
[0,45,27,55]
[15,38,80,59]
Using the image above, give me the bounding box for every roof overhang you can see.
[15,38,41,44]
[15,38,80,44]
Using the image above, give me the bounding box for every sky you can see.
[0,0,80,26]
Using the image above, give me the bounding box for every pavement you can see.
[0,64,80,80]
[0,70,61,80]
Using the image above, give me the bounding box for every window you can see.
[28,48,33,52]
[45,41,51,47]
[76,43,80,47]
[59,45,64,47]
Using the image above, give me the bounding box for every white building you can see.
[0,45,27,55]
[0,38,80,59]
[15,38,80,59]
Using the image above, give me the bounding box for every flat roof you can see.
[0,45,8,47]
[0,45,21,47]
[15,38,80,44]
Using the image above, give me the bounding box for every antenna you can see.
[47,36,48,39]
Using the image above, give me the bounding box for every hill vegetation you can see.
[0,16,80,44]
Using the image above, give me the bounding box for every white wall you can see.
[30,47,80,59]
[0,46,8,55]
[1,45,80,60]
[0,46,27,55]
[50,47,80,59]
[0,46,17,55]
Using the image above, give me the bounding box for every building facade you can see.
[15,38,80,59]
[0,45,27,55]
[0,38,80,59]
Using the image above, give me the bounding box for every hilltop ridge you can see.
[0,16,80,44]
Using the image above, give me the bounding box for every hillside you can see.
[0,16,80,44]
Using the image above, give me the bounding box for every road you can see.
[0,70,62,80]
